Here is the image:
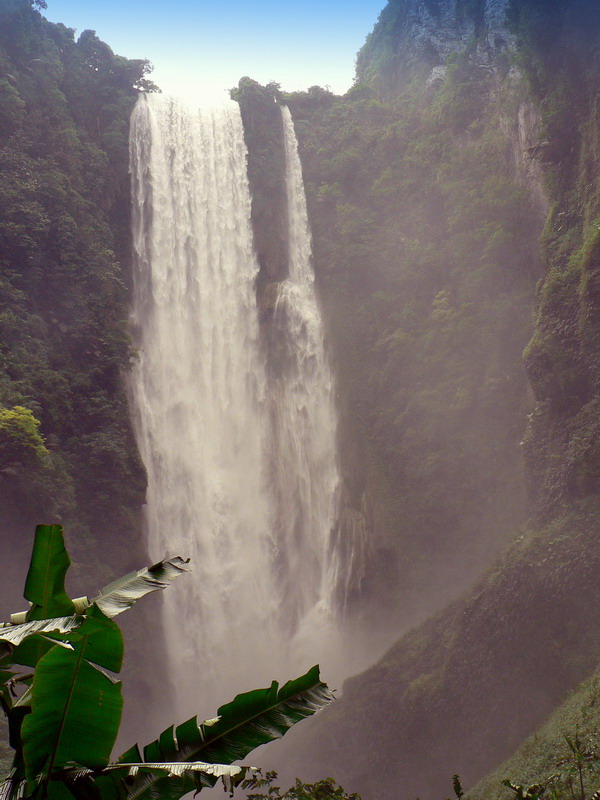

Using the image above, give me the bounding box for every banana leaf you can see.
[4,704,28,800]
[117,666,333,800]
[2,552,189,667]
[149,665,333,764]
[68,760,253,799]
[1,761,255,800]
[0,769,24,800]
[9,523,75,669]
[21,609,124,790]
[0,616,85,661]
[24,526,75,621]
[48,606,123,673]
[91,557,189,619]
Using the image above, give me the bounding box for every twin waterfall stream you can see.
[128,94,353,720]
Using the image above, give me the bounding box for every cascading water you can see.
[271,107,343,658]
[128,94,348,720]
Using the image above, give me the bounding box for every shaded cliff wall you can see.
[284,56,539,632]
[280,1,600,798]
[233,78,289,288]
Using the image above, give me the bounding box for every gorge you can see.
[2,1,600,799]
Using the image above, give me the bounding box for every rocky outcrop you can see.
[233,77,289,286]
[357,0,512,94]
[501,97,549,218]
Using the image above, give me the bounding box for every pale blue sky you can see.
[43,0,386,101]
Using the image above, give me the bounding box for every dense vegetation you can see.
[0,0,164,738]
[0,0,153,580]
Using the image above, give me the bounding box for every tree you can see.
[0,525,334,800]
[241,771,361,799]
[0,407,48,470]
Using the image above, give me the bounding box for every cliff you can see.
[276,0,600,797]
[232,77,289,288]
[283,8,539,632]
[357,0,512,95]
[0,0,150,572]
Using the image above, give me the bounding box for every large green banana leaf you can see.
[11,522,187,628]
[50,605,124,673]
[12,524,75,671]
[91,557,189,619]
[1,760,255,800]
[70,760,253,800]
[21,608,124,792]
[115,666,334,800]
[24,525,75,622]
[145,665,333,765]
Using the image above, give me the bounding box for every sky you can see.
[42,0,386,103]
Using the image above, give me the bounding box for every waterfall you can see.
[128,94,346,720]
[272,107,342,647]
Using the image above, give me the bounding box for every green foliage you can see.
[464,660,600,800]
[0,407,48,469]
[0,407,68,518]
[132,666,333,787]
[23,523,75,621]
[22,608,125,791]
[453,774,465,798]
[501,779,546,800]
[0,526,334,800]
[483,729,600,800]
[432,51,488,133]
[241,770,361,800]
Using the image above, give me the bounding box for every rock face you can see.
[280,2,600,799]
[501,98,549,217]
[357,0,512,93]
[233,78,289,286]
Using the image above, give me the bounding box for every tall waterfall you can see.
[128,94,344,719]
[271,107,342,650]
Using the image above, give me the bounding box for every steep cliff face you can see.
[282,6,540,634]
[357,0,511,94]
[233,78,289,289]
[279,0,600,797]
